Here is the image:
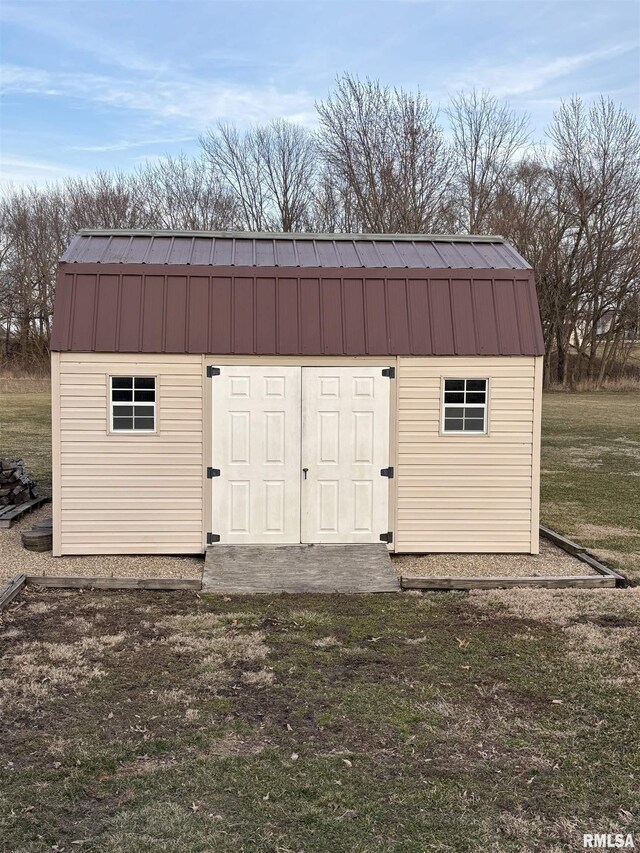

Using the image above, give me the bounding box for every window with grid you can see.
[110,377,156,432]
[442,379,488,433]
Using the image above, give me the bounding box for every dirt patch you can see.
[206,732,268,757]
[393,539,593,578]
[0,504,203,585]
[116,754,180,776]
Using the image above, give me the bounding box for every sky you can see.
[1,0,639,186]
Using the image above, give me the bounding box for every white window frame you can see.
[109,375,157,434]
[440,377,489,435]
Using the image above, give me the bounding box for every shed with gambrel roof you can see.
[51,230,543,558]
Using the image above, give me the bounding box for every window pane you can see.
[113,417,133,431]
[444,379,464,392]
[444,418,464,431]
[466,391,486,404]
[134,417,155,430]
[465,407,485,419]
[134,389,155,402]
[112,389,133,402]
[113,405,133,417]
[112,377,133,389]
[464,418,485,432]
[134,405,154,417]
[445,407,464,418]
[466,379,486,392]
[134,377,155,390]
[444,392,464,403]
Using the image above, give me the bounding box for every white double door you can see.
[211,366,390,544]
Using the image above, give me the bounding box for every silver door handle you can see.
[302,468,308,480]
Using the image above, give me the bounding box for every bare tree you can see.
[200,123,268,230]
[548,96,640,385]
[200,120,316,231]
[447,90,530,234]
[135,154,240,230]
[65,170,147,230]
[316,74,453,232]
[254,120,316,231]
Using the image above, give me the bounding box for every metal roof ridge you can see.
[75,228,508,244]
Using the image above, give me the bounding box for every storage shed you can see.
[50,230,544,557]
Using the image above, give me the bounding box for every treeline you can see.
[1,75,639,386]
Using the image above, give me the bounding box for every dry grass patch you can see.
[573,523,638,539]
[0,633,126,712]
[312,635,341,649]
[206,732,268,757]
[591,548,640,570]
[241,669,274,686]
[470,588,640,688]
[469,587,640,626]
[564,621,638,676]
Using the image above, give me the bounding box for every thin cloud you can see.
[0,156,84,187]
[69,136,196,153]
[0,2,170,75]
[449,42,638,99]
[0,64,317,129]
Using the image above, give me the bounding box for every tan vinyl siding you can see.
[395,356,541,553]
[55,353,204,555]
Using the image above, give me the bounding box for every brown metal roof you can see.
[52,231,544,356]
[62,230,532,271]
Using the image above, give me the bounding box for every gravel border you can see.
[2,506,598,586]
[0,505,203,586]
[392,539,598,578]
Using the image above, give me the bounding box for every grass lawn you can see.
[1,586,639,851]
[0,379,51,495]
[541,393,640,580]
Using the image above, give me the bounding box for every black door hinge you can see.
[206,366,220,377]
[380,532,393,544]
[207,467,220,478]
[380,467,394,478]
[382,367,395,378]
[207,533,220,544]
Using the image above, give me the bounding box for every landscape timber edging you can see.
[0,575,202,608]
[539,525,628,586]
[400,574,615,591]
[0,574,27,611]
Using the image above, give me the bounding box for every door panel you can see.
[212,366,301,543]
[301,367,390,543]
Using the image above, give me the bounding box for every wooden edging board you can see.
[539,525,585,555]
[575,553,627,584]
[0,574,27,610]
[540,525,627,586]
[24,576,202,591]
[400,575,615,590]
